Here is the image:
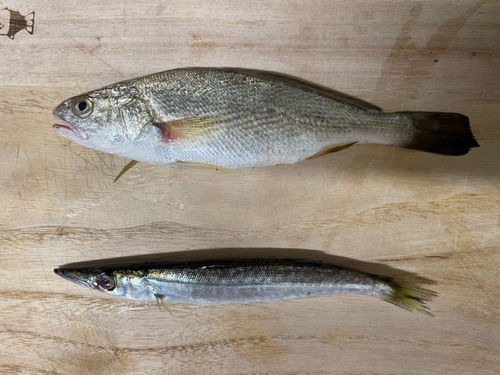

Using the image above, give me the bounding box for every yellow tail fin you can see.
[384,280,437,317]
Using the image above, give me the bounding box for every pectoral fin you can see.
[155,116,225,143]
[304,141,358,160]
[155,294,173,315]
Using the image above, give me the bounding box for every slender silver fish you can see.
[54,258,437,315]
[53,68,478,170]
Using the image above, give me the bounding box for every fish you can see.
[0,8,34,39]
[52,68,479,171]
[54,258,437,315]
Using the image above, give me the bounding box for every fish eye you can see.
[95,273,115,291]
[72,97,93,118]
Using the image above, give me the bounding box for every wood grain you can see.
[1,0,499,374]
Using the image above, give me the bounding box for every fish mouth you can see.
[53,124,88,141]
[52,113,88,141]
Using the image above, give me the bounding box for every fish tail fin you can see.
[399,112,479,155]
[25,11,35,34]
[383,280,437,316]
[25,11,35,22]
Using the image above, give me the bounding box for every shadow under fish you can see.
[0,8,34,39]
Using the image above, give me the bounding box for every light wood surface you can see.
[1,1,499,374]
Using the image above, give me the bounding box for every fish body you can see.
[53,68,478,169]
[54,258,436,315]
[0,8,35,39]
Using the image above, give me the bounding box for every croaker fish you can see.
[54,258,437,315]
[53,68,479,170]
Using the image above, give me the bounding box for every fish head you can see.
[53,83,155,154]
[54,267,126,297]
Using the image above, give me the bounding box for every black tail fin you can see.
[400,112,479,156]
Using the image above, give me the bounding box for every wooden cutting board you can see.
[1,1,499,374]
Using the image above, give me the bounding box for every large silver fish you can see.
[54,258,437,315]
[53,68,478,170]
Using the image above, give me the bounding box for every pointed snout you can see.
[54,268,96,290]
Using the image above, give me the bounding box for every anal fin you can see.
[304,141,358,160]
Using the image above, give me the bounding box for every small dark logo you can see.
[0,8,35,39]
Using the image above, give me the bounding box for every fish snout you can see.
[54,268,96,289]
[53,268,75,281]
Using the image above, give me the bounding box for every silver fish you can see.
[54,258,437,315]
[53,68,478,170]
